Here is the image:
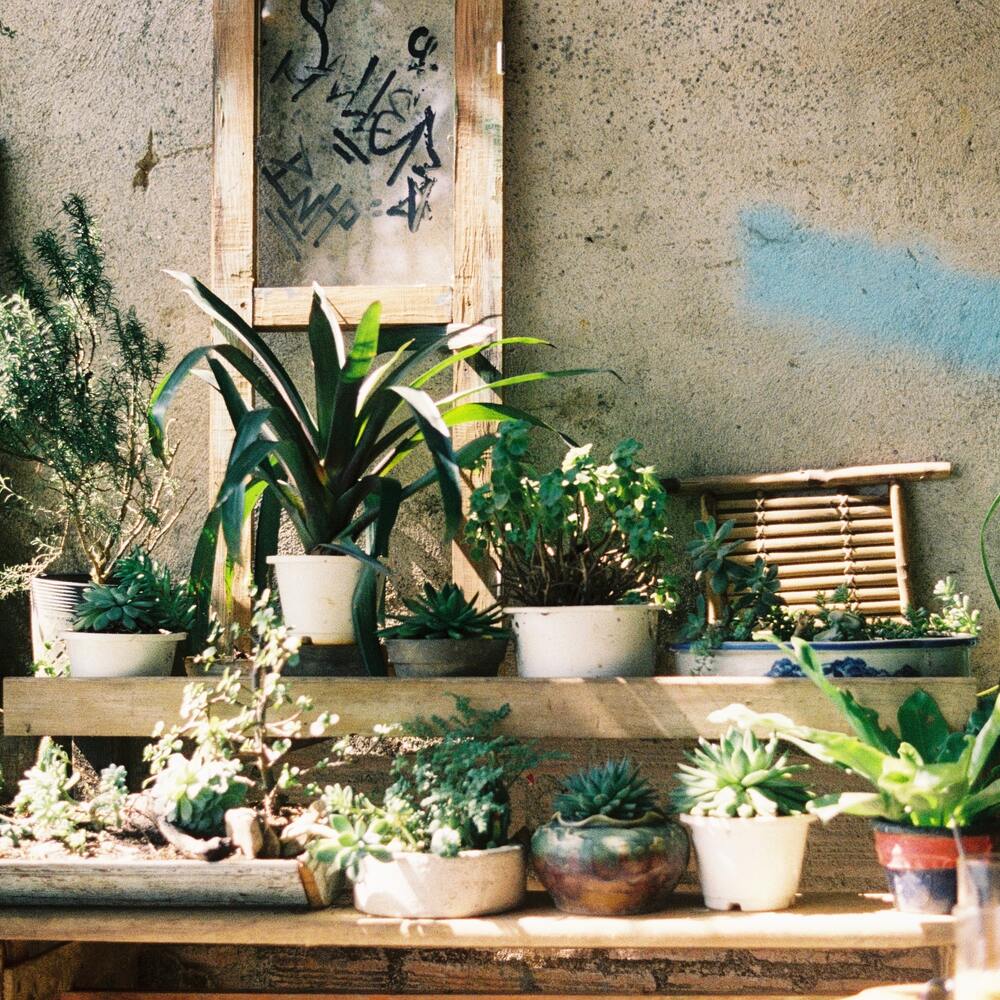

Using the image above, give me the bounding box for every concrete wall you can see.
[0,1,998,989]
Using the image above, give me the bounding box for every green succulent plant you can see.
[379,583,507,640]
[672,727,812,818]
[553,758,661,825]
[149,751,249,836]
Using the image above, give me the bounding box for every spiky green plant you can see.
[379,583,507,640]
[672,727,812,818]
[553,758,661,824]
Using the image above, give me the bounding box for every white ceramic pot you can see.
[352,844,526,918]
[505,605,659,678]
[680,813,815,911]
[267,554,364,644]
[670,637,975,678]
[64,631,186,678]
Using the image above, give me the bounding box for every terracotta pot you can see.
[352,844,525,918]
[384,636,508,678]
[531,813,689,915]
[872,820,995,914]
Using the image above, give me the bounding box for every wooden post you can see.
[210,0,257,626]
[450,0,504,603]
[888,482,912,612]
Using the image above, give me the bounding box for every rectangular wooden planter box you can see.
[0,857,338,909]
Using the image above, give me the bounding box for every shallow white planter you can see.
[505,605,659,678]
[681,813,814,912]
[670,637,975,678]
[64,631,186,678]
[267,554,364,644]
[352,844,526,918]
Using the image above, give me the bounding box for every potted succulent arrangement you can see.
[63,549,195,678]
[150,277,593,674]
[0,596,347,907]
[671,518,979,677]
[306,696,552,918]
[465,421,677,678]
[0,196,184,662]
[531,758,689,915]
[379,582,510,678]
[711,637,1000,914]
[672,726,815,911]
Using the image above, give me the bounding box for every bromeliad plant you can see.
[465,421,678,607]
[672,727,812,818]
[149,276,593,670]
[710,637,1000,828]
[308,697,555,874]
[379,583,507,641]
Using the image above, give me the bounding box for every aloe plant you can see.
[148,274,595,670]
[710,637,1000,828]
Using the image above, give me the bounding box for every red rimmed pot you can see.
[873,820,995,914]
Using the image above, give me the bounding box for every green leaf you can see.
[410,335,550,389]
[342,301,382,383]
[306,284,345,437]
[809,791,894,823]
[968,687,1000,788]
[897,690,951,763]
[352,564,387,676]
[253,487,282,592]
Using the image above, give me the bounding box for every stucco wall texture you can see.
[0,0,998,990]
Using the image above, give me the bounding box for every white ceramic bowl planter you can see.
[352,844,526,918]
[64,631,186,678]
[681,814,815,911]
[506,605,659,678]
[267,554,364,644]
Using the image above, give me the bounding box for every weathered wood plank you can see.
[2,676,977,739]
[253,286,452,327]
[3,943,137,1000]
[0,860,328,909]
[0,892,953,950]
[61,994,851,1000]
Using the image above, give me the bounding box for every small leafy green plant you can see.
[465,422,677,607]
[553,758,661,825]
[379,583,507,640]
[711,638,1000,828]
[0,737,127,852]
[74,548,196,635]
[671,727,812,818]
[309,697,556,874]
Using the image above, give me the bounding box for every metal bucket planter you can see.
[30,574,90,663]
[670,637,975,678]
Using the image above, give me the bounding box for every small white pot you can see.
[505,605,659,678]
[352,844,526,918]
[267,554,364,644]
[64,631,186,678]
[680,813,815,911]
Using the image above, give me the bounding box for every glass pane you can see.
[258,1,455,288]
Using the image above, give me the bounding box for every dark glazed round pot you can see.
[531,812,690,915]
[872,820,996,914]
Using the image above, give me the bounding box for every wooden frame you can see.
[211,0,504,611]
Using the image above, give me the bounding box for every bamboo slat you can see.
[730,546,899,566]
[889,482,913,611]
[669,463,951,495]
[2,677,977,739]
[728,518,894,541]
[727,505,891,524]
[0,892,955,950]
[777,573,900,591]
[737,532,897,552]
[782,587,900,606]
[716,494,888,511]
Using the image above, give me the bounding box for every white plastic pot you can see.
[680,813,815,911]
[64,631,186,678]
[352,844,526,918]
[267,554,364,644]
[505,605,659,678]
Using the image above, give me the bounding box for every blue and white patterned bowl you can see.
[668,636,975,678]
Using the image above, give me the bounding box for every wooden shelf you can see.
[0,892,953,950]
[2,676,977,740]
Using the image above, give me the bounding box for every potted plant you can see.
[379,582,509,677]
[531,758,688,915]
[0,597,346,907]
[65,549,194,678]
[711,637,1000,914]
[671,726,815,911]
[307,696,553,918]
[150,277,593,673]
[0,196,184,661]
[671,518,979,677]
[464,422,677,678]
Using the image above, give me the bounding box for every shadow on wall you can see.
[740,205,1000,369]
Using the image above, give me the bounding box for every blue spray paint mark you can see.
[741,205,1000,370]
